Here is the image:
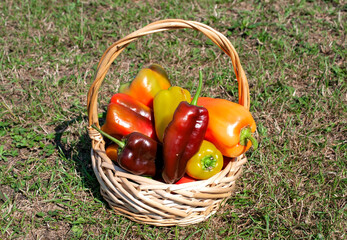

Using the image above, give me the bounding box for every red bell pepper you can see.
[175,175,196,184]
[109,93,152,121]
[101,93,155,139]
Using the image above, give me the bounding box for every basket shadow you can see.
[53,114,106,205]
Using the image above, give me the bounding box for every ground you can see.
[0,0,346,239]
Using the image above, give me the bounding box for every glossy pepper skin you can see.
[110,93,152,120]
[162,71,208,184]
[101,93,155,139]
[105,143,118,162]
[175,175,196,184]
[92,125,162,177]
[119,64,171,108]
[186,140,223,180]
[153,86,191,142]
[197,97,258,158]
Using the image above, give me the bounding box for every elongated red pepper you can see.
[162,71,209,184]
[101,93,155,139]
[92,125,163,177]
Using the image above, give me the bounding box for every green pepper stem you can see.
[201,155,217,171]
[190,70,203,106]
[119,82,130,93]
[91,124,125,149]
[239,127,258,150]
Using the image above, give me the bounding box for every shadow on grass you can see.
[53,113,107,205]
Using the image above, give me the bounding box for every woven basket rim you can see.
[86,19,251,226]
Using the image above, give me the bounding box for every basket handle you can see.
[87,19,250,128]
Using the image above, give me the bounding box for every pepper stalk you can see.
[92,124,125,149]
[201,155,217,171]
[190,70,203,106]
[239,127,258,150]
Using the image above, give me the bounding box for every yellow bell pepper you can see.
[185,140,223,180]
[153,86,191,142]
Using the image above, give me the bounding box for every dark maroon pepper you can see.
[92,125,162,177]
[162,71,209,184]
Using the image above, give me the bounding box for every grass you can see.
[0,0,346,239]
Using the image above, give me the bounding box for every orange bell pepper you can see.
[197,97,258,158]
[105,143,118,162]
[119,64,171,108]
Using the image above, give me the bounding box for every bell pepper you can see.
[162,71,209,184]
[105,143,118,162]
[223,156,236,169]
[119,64,171,108]
[185,140,223,180]
[175,175,196,184]
[110,93,153,120]
[92,125,162,177]
[197,97,258,157]
[153,87,191,142]
[101,93,155,139]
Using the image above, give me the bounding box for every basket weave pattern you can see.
[87,19,250,226]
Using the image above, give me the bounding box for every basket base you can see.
[109,199,224,226]
[90,143,247,226]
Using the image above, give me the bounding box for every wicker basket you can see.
[87,19,250,226]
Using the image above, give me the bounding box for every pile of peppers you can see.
[95,64,258,184]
